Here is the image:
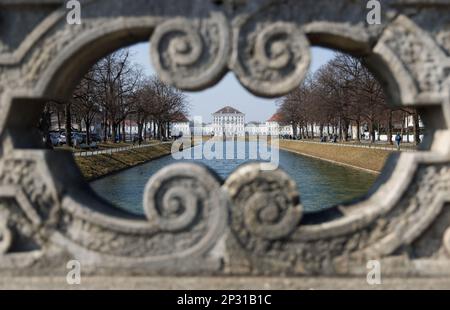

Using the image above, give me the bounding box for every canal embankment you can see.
[278,140,393,174]
[75,142,174,181]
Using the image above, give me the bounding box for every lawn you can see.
[279,140,392,173]
[75,143,173,180]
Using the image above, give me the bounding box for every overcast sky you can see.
[129,43,335,123]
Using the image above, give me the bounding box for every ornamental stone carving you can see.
[144,163,226,232]
[0,0,450,278]
[0,214,12,255]
[444,228,450,257]
[225,163,302,244]
[150,13,230,91]
[230,20,311,97]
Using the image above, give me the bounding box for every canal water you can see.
[90,141,377,215]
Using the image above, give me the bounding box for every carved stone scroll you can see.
[0,215,12,255]
[444,228,450,256]
[0,0,449,279]
[150,12,230,91]
[230,20,311,97]
[224,163,303,253]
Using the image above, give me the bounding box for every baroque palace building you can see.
[212,106,246,136]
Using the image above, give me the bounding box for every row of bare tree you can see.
[277,54,422,145]
[41,49,189,146]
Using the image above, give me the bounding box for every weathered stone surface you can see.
[1,276,450,290]
[150,13,230,91]
[0,211,12,255]
[0,0,450,280]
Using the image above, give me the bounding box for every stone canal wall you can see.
[279,140,392,174]
[75,143,174,181]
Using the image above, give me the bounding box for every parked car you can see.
[90,133,101,142]
[58,132,67,145]
[71,132,85,146]
[49,132,60,146]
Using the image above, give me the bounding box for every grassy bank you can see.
[279,140,391,173]
[76,143,173,181]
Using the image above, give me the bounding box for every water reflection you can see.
[90,141,377,215]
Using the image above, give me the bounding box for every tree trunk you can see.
[103,114,108,142]
[39,107,53,149]
[342,119,350,141]
[144,122,148,141]
[65,103,73,147]
[406,113,410,143]
[57,110,62,131]
[413,109,421,145]
[137,122,144,145]
[129,119,132,140]
[85,119,91,145]
[112,122,118,143]
[387,111,393,145]
[292,123,297,138]
[369,120,375,143]
[401,113,405,140]
[122,121,126,142]
[152,121,156,139]
[356,119,361,142]
[377,123,381,141]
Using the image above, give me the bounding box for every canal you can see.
[90,141,377,215]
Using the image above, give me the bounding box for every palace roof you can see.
[213,106,244,115]
[267,113,283,122]
[171,112,189,122]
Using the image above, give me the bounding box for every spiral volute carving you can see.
[231,21,311,97]
[224,163,303,252]
[150,13,230,91]
[144,162,224,232]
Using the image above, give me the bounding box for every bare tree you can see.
[277,53,422,144]
[71,67,101,145]
[94,49,142,143]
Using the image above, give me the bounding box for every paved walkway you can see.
[73,142,170,157]
[282,139,416,152]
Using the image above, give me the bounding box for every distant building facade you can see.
[171,113,191,137]
[266,113,282,136]
[202,123,215,136]
[212,106,245,136]
[245,121,264,135]
[264,113,296,136]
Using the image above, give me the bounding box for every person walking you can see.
[395,133,402,151]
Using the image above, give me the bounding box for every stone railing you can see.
[73,142,168,157]
[0,0,450,278]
